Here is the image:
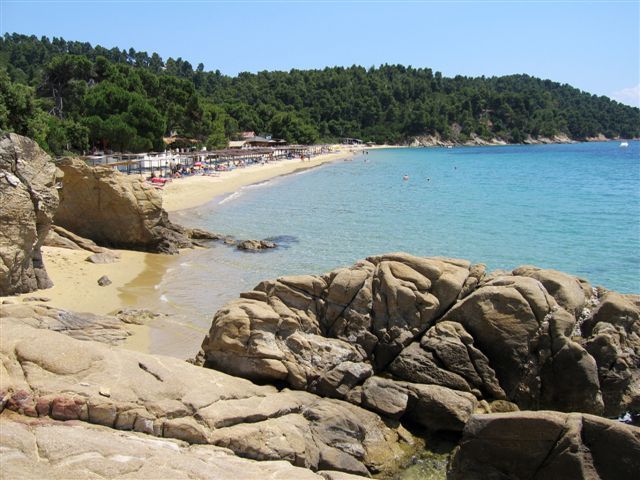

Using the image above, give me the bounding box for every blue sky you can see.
[2,0,639,106]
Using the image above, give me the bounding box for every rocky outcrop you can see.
[0,303,131,345]
[199,253,639,429]
[0,319,416,477]
[0,133,59,295]
[237,239,278,251]
[448,411,640,480]
[54,158,193,253]
[1,412,363,480]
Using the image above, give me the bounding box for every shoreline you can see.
[162,144,392,212]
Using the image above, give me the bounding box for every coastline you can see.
[162,145,390,212]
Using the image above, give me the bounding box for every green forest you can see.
[1,33,638,155]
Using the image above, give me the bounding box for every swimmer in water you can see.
[403,175,409,181]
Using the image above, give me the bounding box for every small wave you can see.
[219,191,242,204]
[179,262,191,267]
[160,294,169,303]
[246,180,271,189]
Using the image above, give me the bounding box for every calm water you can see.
[163,142,640,333]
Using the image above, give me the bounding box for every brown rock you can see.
[0,133,58,295]
[54,158,193,253]
[448,411,640,480]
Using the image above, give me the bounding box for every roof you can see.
[228,140,247,148]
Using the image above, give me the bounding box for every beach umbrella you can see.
[194,162,204,166]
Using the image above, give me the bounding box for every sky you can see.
[1,0,639,106]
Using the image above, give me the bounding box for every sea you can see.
[157,141,639,352]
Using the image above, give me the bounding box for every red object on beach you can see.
[151,177,168,184]
[194,162,204,166]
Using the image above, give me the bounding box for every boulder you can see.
[86,251,120,264]
[54,158,193,253]
[441,274,603,413]
[0,133,58,295]
[0,319,415,476]
[237,239,278,251]
[513,265,591,316]
[448,411,640,480]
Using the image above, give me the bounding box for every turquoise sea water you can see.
[164,142,639,334]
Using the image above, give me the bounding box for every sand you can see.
[1,246,168,316]
[162,146,374,212]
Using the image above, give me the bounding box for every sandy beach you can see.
[162,146,374,212]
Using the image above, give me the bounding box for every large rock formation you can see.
[199,253,640,429]
[54,158,192,253]
[448,411,640,480]
[0,412,364,480]
[0,318,416,477]
[0,133,59,295]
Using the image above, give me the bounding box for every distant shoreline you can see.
[161,144,396,213]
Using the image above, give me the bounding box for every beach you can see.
[162,146,370,212]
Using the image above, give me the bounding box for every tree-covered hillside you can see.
[1,33,638,155]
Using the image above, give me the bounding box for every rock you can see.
[115,308,163,325]
[97,275,112,286]
[43,228,83,250]
[22,296,51,302]
[583,292,640,417]
[0,303,131,345]
[389,321,505,399]
[0,133,58,295]
[186,228,225,240]
[513,265,591,316]
[0,412,347,480]
[0,319,415,476]
[441,274,603,413]
[237,239,278,251]
[200,253,471,395]
[86,251,120,264]
[361,377,409,419]
[448,411,640,480]
[54,158,193,254]
[200,254,635,425]
[45,224,109,253]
